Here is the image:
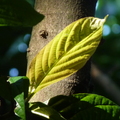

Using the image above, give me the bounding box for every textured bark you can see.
[27,0,97,102]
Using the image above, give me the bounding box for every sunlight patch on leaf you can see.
[29,102,66,120]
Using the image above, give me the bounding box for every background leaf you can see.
[0,0,44,27]
[27,16,108,96]
[48,93,120,120]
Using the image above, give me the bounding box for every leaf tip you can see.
[103,15,109,23]
[100,15,109,25]
[104,14,109,20]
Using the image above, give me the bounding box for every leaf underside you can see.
[27,16,108,95]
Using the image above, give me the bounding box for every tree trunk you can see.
[27,0,97,102]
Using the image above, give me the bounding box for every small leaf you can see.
[48,94,120,120]
[14,92,26,120]
[27,15,108,95]
[0,0,44,26]
[8,76,29,120]
[30,102,66,120]
[48,95,79,112]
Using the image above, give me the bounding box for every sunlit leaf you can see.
[48,93,120,120]
[27,15,108,96]
[0,0,44,26]
[29,102,66,120]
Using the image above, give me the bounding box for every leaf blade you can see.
[70,93,120,120]
[8,76,29,120]
[14,92,26,120]
[29,102,66,120]
[27,16,108,95]
[48,93,120,120]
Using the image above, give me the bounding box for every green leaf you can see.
[0,76,11,100]
[14,92,26,120]
[0,0,44,27]
[48,95,79,112]
[29,102,66,120]
[70,93,120,120]
[48,93,120,120]
[8,76,29,99]
[27,16,108,96]
[8,76,29,120]
[29,102,48,110]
